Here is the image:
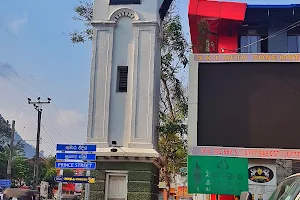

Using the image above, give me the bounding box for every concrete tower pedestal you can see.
[86,0,165,199]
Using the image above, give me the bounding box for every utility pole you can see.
[7,120,15,180]
[28,97,51,189]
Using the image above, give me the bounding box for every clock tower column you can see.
[86,0,166,199]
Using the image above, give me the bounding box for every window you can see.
[240,36,262,53]
[269,176,300,200]
[117,66,128,93]
[288,36,300,53]
[105,173,127,200]
[110,0,140,5]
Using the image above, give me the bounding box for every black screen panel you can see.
[197,62,300,149]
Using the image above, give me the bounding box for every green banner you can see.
[188,156,248,195]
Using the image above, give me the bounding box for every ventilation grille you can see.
[117,66,128,93]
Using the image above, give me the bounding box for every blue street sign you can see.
[54,176,63,182]
[54,176,95,184]
[56,144,96,152]
[0,180,11,187]
[55,162,96,169]
[56,153,96,161]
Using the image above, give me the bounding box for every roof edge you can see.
[247,4,300,9]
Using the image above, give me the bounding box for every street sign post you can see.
[54,176,95,184]
[55,162,96,169]
[56,153,96,161]
[56,144,97,200]
[0,180,11,188]
[56,144,96,152]
[188,155,248,195]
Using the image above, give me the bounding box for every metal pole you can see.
[33,110,42,189]
[7,120,15,181]
[58,169,64,200]
[28,97,51,189]
[85,151,92,200]
[85,170,90,200]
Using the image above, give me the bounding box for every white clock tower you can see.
[86,0,171,199]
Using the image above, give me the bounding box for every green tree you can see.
[0,116,12,149]
[0,116,28,185]
[194,19,215,53]
[23,159,48,187]
[69,1,189,198]
[41,155,75,197]
[158,6,189,198]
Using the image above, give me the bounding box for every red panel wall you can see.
[188,0,246,53]
[219,2,247,21]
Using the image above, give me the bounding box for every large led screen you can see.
[197,62,300,149]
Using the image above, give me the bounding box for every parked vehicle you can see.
[3,188,39,200]
[240,173,300,200]
[268,173,300,200]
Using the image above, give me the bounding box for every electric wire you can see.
[19,112,36,134]
[223,20,300,52]
[0,71,37,97]
[41,123,56,146]
[1,60,81,136]
[0,86,23,100]
[4,106,33,119]
[0,61,46,98]
[42,115,70,143]
[0,78,27,98]
[44,109,77,142]
[0,62,59,155]
[1,105,31,118]
[41,138,55,154]
[51,104,81,136]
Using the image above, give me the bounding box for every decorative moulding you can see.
[109,7,140,21]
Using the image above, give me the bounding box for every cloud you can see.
[8,14,28,35]
[0,13,28,37]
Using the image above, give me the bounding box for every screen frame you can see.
[188,53,300,159]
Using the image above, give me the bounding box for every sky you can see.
[0,0,299,156]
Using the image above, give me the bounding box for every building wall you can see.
[93,0,161,22]
[240,7,300,53]
[268,23,288,53]
[87,4,161,150]
[89,162,159,200]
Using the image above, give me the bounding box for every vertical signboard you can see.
[248,160,277,200]
[40,181,49,199]
[188,156,248,195]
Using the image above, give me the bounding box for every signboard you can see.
[194,53,300,63]
[40,181,49,199]
[75,183,82,192]
[188,155,248,195]
[56,153,96,161]
[0,180,11,187]
[191,146,300,160]
[249,166,274,184]
[55,162,96,169]
[55,176,95,184]
[56,144,96,152]
[248,160,277,186]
